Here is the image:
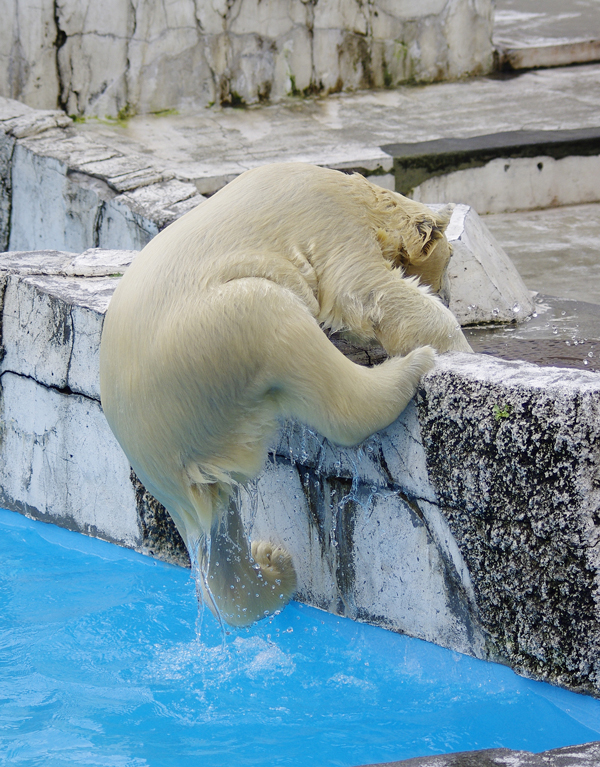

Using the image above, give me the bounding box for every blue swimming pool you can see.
[1,507,599,767]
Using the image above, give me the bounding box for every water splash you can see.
[187,533,225,643]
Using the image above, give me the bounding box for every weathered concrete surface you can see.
[494,0,600,71]
[419,354,600,696]
[483,203,600,306]
[1,248,599,697]
[0,98,205,253]
[436,204,535,325]
[358,740,600,767]
[0,0,494,117]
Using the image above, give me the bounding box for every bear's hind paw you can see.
[251,540,297,599]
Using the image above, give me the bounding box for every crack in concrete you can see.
[53,0,68,113]
[0,368,100,404]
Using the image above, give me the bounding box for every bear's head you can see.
[375,202,454,295]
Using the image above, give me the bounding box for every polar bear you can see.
[100,163,471,627]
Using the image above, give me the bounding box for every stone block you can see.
[419,352,600,695]
[369,741,600,767]
[0,131,14,250]
[0,372,140,546]
[0,249,134,398]
[129,38,215,116]
[313,0,368,36]
[0,0,494,116]
[272,26,313,98]
[442,204,536,325]
[443,0,495,78]
[414,155,600,215]
[229,0,296,38]
[8,142,100,253]
[0,0,59,111]
[0,111,203,253]
[348,486,484,656]
[379,400,437,503]
[241,454,486,657]
[58,34,130,118]
[312,28,347,92]
[375,0,447,18]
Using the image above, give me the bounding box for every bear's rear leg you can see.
[200,493,297,627]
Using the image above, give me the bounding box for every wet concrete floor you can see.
[483,203,600,307]
[477,202,600,372]
[494,0,600,49]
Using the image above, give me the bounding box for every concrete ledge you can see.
[358,740,600,767]
[382,128,600,196]
[497,41,600,72]
[1,246,599,695]
[0,99,206,253]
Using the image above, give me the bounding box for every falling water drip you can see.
[188,533,226,644]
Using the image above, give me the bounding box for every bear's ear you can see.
[411,204,454,262]
[433,203,454,233]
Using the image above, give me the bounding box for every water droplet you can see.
[588,351,594,358]
[512,303,521,313]
[583,359,589,365]
[492,308,500,317]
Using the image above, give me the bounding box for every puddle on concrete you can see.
[466,294,600,372]
[482,203,600,306]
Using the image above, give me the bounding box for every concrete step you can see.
[494,0,600,71]
[381,128,600,204]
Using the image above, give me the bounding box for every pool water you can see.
[1,508,599,767]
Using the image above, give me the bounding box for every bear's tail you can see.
[185,482,297,627]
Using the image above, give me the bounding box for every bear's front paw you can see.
[403,345,436,379]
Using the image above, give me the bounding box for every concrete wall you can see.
[0,98,205,253]
[1,247,598,697]
[0,0,494,116]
